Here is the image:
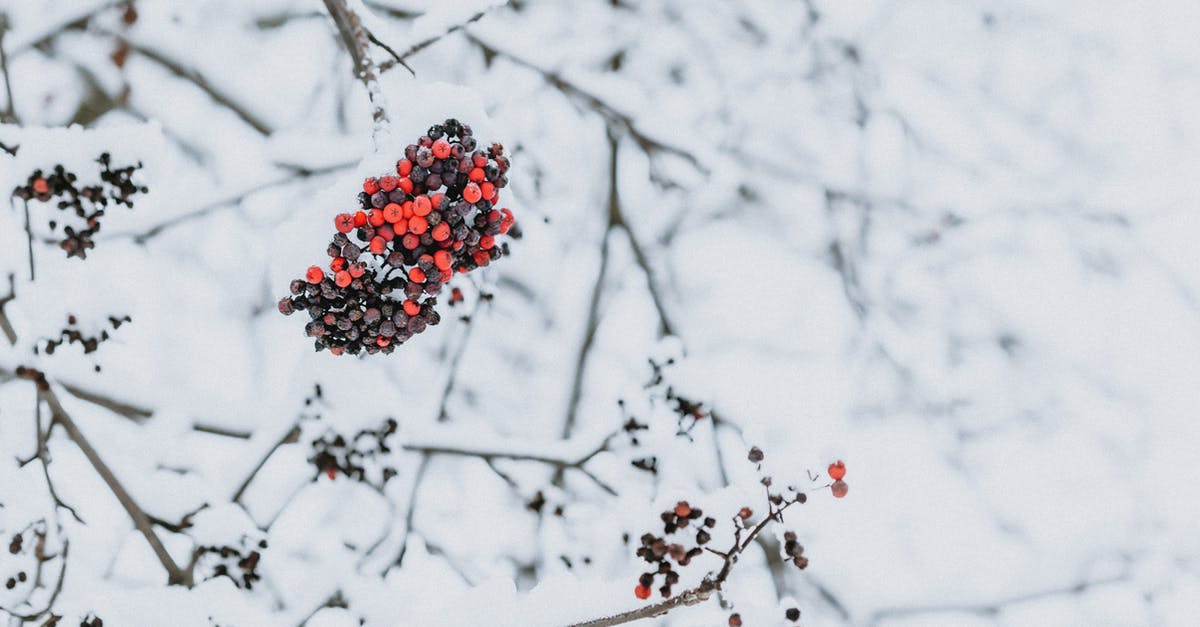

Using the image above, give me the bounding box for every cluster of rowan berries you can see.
[634,501,711,599]
[279,119,517,355]
[310,417,400,485]
[195,538,267,590]
[37,313,130,356]
[10,154,147,260]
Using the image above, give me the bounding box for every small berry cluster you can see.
[12,365,50,391]
[81,616,105,627]
[279,119,517,355]
[194,538,267,590]
[4,532,28,591]
[37,313,130,356]
[828,460,849,498]
[11,154,147,260]
[634,501,711,599]
[309,417,399,484]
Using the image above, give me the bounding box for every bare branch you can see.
[322,0,389,145]
[0,12,17,124]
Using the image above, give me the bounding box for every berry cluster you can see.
[81,616,105,627]
[194,538,267,590]
[279,119,517,355]
[309,417,399,485]
[634,501,711,599]
[4,531,29,591]
[10,154,147,260]
[828,460,849,498]
[37,313,130,356]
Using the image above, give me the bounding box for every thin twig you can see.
[0,273,16,344]
[231,423,302,504]
[0,13,17,124]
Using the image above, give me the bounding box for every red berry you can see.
[334,270,352,287]
[409,267,426,283]
[384,203,403,223]
[379,175,398,192]
[403,300,420,316]
[440,269,452,282]
[326,468,337,480]
[330,347,344,356]
[828,460,846,481]
[430,193,445,209]
[368,209,386,227]
[376,336,390,347]
[32,178,50,195]
[432,138,452,159]
[330,257,346,272]
[479,235,495,250]
[377,224,395,241]
[397,159,413,176]
[634,584,651,600]
[398,177,414,194]
[473,250,490,267]
[468,167,486,183]
[463,183,482,203]
[738,507,752,520]
[408,216,428,235]
[434,249,452,270]
[335,213,354,233]
[348,262,365,278]
[363,177,380,195]
[402,233,420,250]
[413,195,432,217]
[674,502,691,518]
[305,266,324,284]
[480,181,495,200]
[353,211,367,227]
[473,152,488,168]
[831,480,848,498]
[432,222,451,242]
[369,236,386,254]
[450,287,464,303]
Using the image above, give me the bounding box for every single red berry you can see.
[330,347,344,356]
[403,300,420,316]
[634,584,651,600]
[738,507,752,520]
[379,175,398,192]
[348,262,365,278]
[468,167,486,183]
[376,336,390,347]
[369,236,386,254]
[384,203,403,223]
[828,460,846,481]
[402,233,420,250]
[488,209,502,223]
[334,270,352,287]
[335,213,355,233]
[398,177,414,194]
[305,266,324,284]
[32,178,50,195]
[479,235,495,250]
[408,216,428,235]
[397,159,413,176]
[413,195,432,216]
[330,257,347,272]
[463,183,482,203]
[432,138,452,159]
[450,287,464,303]
[368,209,386,227]
[434,249,452,270]
[831,480,849,498]
[674,501,692,518]
[440,269,452,282]
[473,152,488,168]
[353,211,368,227]
[326,468,337,480]
[432,222,451,242]
[480,181,495,200]
[363,177,380,195]
[473,250,491,267]
[430,193,445,209]
[409,267,427,283]
[377,224,395,241]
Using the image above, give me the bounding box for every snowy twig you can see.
[2,366,191,584]
[231,423,302,504]
[0,13,17,124]
[0,273,16,344]
[322,0,390,147]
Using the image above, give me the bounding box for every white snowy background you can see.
[1,0,1199,625]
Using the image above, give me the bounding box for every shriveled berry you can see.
[831,480,848,498]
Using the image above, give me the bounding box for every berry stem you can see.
[321,0,390,148]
